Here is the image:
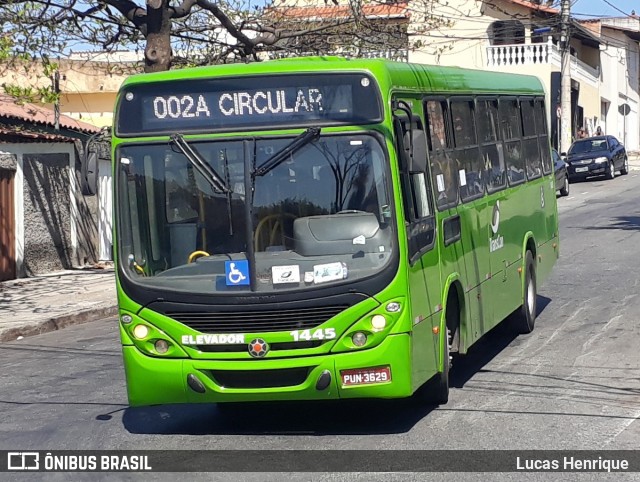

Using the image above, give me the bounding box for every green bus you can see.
[113,57,559,407]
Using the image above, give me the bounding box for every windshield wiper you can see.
[170,133,230,193]
[254,127,320,177]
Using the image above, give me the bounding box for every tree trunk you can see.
[144,0,172,73]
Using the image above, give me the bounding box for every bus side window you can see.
[451,99,483,201]
[521,98,542,180]
[477,98,506,192]
[535,99,553,174]
[425,99,458,210]
[499,98,525,185]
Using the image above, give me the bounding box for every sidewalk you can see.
[0,268,117,342]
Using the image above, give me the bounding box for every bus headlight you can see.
[154,339,170,354]
[133,324,150,340]
[385,302,401,313]
[352,332,367,346]
[371,315,387,331]
[121,314,133,324]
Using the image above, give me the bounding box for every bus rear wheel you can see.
[514,250,537,334]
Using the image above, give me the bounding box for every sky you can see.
[571,0,638,18]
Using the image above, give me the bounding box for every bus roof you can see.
[121,57,545,96]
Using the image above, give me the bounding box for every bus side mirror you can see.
[411,126,427,173]
[82,151,98,196]
[393,117,412,172]
[394,116,427,174]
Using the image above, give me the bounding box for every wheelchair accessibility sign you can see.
[225,260,250,286]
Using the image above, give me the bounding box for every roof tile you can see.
[268,3,409,20]
[0,94,100,134]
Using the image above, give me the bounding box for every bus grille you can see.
[167,305,347,334]
[209,367,312,389]
[196,341,324,352]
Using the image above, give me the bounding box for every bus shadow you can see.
[120,295,552,436]
[450,294,551,389]
[121,398,436,436]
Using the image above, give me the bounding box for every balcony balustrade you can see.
[486,37,599,86]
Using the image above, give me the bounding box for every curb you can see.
[0,305,118,343]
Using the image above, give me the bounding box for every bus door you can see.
[424,98,469,352]
[393,99,442,387]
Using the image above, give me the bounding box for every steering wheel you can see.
[188,250,210,263]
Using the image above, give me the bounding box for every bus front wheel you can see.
[514,250,537,334]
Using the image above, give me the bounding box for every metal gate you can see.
[0,169,16,281]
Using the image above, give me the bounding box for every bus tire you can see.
[514,250,537,334]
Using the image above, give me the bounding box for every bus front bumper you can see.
[123,333,413,406]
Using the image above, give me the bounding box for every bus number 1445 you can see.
[290,328,336,341]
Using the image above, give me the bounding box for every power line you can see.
[600,0,633,18]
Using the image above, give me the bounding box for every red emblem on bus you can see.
[248,338,269,358]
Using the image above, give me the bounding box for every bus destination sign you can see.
[116,74,382,136]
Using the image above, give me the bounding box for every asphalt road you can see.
[1,173,640,479]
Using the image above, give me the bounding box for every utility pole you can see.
[560,0,571,152]
[52,69,60,131]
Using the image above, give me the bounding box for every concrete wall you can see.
[60,92,119,128]
[599,27,639,150]
[2,142,99,277]
[22,153,73,274]
[0,153,16,171]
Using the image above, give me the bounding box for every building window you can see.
[490,20,525,45]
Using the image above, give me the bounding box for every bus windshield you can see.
[116,132,395,294]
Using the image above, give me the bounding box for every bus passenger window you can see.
[425,99,458,209]
[431,151,458,209]
[499,99,522,141]
[535,99,553,174]
[457,148,484,200]
[523,138,542,179]
[425,100,450,150]
[451,100,483,201]
[477,100,499,143]
[521,99,542,179]
[505,140,525,184]
[477,99,505,192]
[483,144,506,192]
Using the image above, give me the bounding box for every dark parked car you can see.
[553,149,569,196]
[564,135,628,181]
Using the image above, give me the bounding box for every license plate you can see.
[340,366,392,386]
[575,167,588,172]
